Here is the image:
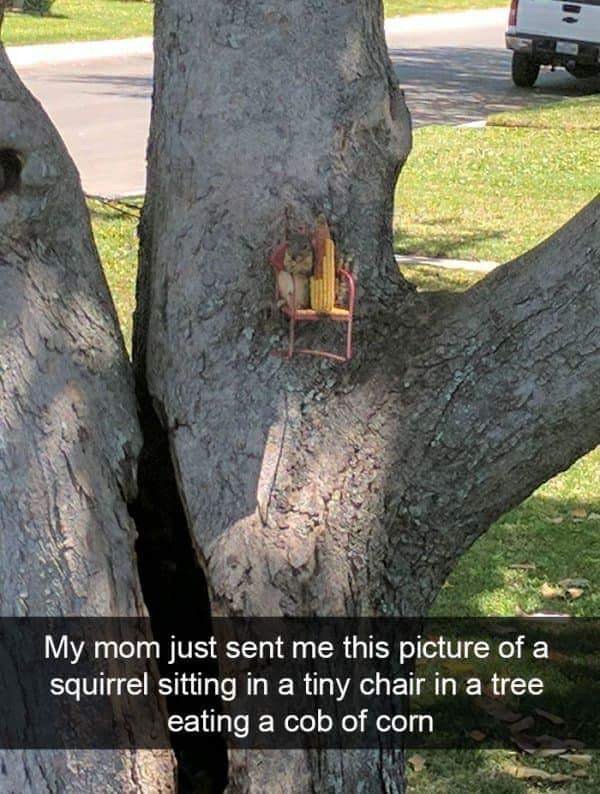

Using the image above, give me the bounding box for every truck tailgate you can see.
[517,0,600,43]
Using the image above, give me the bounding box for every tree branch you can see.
[398,196,600,555]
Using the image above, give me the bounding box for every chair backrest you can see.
[269,242,287,272]
[310,238,336,314]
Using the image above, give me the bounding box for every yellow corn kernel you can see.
[310,238,336,313]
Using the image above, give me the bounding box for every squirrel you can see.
[277,230,313,310]
[284,231,313,276]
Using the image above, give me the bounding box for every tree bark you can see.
[0,39,175,792]
[136,1,600,791]
[133,2,409,792]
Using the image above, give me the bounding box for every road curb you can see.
[5,36,152,68]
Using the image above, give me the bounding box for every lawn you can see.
[395,121,600,263]
[2,0,152,46]
[398,104,599,791]
[90,95,598,794]
[89,197,141,350]
[385,0,503,17]
[0,0,503,45]
[488,95,600,131]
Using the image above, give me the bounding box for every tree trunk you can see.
[132,2,411,792]
[136,2,600,792]
[0,37,176,792]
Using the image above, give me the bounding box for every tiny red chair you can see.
[269,237,355,363]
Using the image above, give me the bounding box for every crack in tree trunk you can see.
[131,387,229,793]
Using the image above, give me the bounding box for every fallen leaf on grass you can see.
[559,578,589,590]
[572,769,589,778]
[566,587,584,599]
[467,729,487,742]
[509,562,537,570]
[540,582,564,599]
[535,709,564,726]
[548,516,564,524]
[504,764,572,783]
[571,507,588,519]
[563,754,592,766]
[408,754,425,773]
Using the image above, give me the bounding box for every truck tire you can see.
[511,52,540,87]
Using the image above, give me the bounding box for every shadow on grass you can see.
[394,223,507,259]
[409,747,598,794]
[9,11,69,19]
[433,476,600,619]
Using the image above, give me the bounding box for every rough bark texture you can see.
[135,2,600,793]
[133,2,408,792]
[0,40,175,792]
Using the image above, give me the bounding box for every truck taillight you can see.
[509,0,519,27]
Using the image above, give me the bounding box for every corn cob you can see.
[310,238,336,313]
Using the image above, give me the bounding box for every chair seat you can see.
[282,306,350,320]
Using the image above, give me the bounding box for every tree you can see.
[0,7,174,791]
[134,1,600,792]
[1,0,599,792]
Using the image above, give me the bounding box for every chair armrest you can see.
[338,269,356,312]
[269,242,287,271]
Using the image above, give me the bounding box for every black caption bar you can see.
[0,617,598,750]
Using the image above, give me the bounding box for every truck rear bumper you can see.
[506,32,600,67]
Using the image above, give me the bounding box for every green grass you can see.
[0,0,498,45]
[2,0,152,46]
[395,125,600,263]
[0,0,504,46]
[488,96,600,131]
[407,748,598,794]
[89,197,141,350]
[385,0,503,18]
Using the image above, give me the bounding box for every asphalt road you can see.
[19,53,152,196]
[15,10,600,196]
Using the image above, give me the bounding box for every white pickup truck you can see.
[506,0,600,86]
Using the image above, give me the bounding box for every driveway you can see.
[12,8,599,195]
[18,53,152,196]
[388,9,600,126]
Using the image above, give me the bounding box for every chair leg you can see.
[288,314,296,358]
[345,317,353,361]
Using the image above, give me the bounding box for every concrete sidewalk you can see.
[395,254,499,273]
[6,36,152,68]
[386,7,507,36]
[4,7,507,67]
